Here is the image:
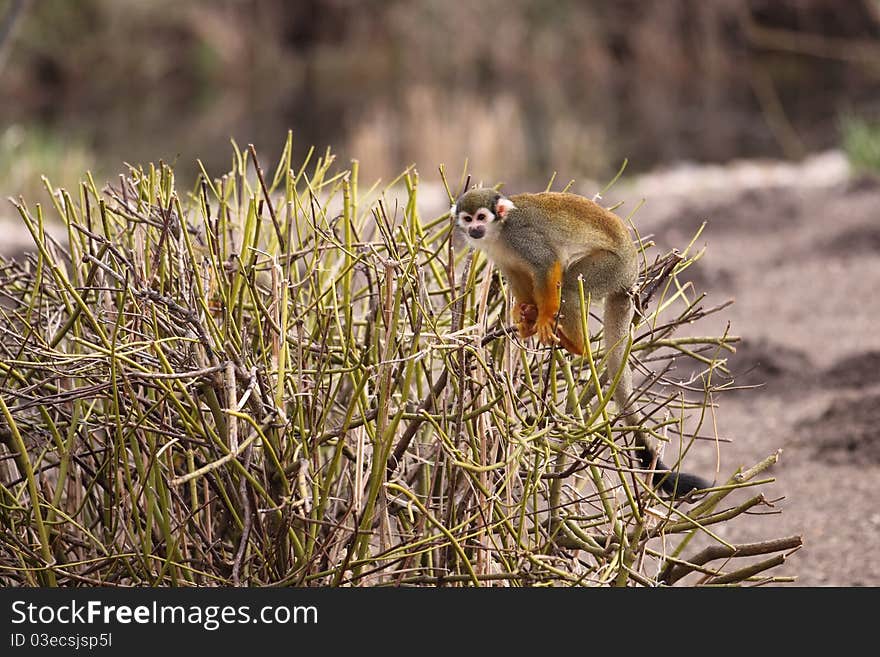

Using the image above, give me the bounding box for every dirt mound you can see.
[797,394,880,465]
[677,262,735,293]
[823,226,880,256]
[843,174,880,195]
[726,338,815,389]
[660,186,802,239]
[823,351,880,388]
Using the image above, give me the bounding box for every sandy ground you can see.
[1,151,876,585]
[610,153,880,585]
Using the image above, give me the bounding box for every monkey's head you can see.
[451,189,516,247]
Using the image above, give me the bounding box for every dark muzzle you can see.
[468,226,486,239]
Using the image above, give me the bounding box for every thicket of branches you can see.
[0,137,800,586]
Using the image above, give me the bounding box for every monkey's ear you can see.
[496,197,516,218]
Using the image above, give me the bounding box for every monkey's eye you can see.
[462,215,472,223]
[475,210,490,222]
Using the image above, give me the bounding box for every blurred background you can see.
[1,0,879,199]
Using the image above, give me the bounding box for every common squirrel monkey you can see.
[452,188,709,495]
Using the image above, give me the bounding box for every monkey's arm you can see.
[530,260,564,345]
[496,260,562,344]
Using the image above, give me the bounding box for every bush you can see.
[0,135,800,586]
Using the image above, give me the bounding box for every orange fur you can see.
[533,260,563,346]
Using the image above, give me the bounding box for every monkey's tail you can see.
[604,291,710,496]
[632,437,711,495]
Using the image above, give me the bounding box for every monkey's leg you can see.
[556,250,624,356]
[556,327,583,355]
[555,287,586,355]
[532,260,563,346]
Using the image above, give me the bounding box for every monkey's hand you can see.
[533,262,563,347]
[516,302,538,339]
[534,315,561,346]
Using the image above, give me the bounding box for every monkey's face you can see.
[451,189,516,248]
